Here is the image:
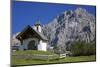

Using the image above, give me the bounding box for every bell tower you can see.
[34,20,42,32]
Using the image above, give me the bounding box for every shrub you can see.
[70,41,96,56]
[53,44,66,54]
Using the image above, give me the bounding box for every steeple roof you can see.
[34,20,41,26]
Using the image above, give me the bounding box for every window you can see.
[37,26,38,31]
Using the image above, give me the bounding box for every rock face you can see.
[42,8,96,50]
[11,32,21,46]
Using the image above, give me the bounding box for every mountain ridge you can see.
[42,8,96,50]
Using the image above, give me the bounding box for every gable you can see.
[16,25,48,41]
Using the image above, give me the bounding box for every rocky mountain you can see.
[11,32,20,46]
[42,8,96,50]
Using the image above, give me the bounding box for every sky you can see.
[12,1,96,34]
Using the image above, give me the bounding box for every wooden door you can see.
[28,40,37,50]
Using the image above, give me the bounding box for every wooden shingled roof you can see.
[16,25,48,41]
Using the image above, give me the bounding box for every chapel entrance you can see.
[28,40,37,50]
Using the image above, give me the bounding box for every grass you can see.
[11,50,96,66]
[12,50,56,55]
[11,55,96,66]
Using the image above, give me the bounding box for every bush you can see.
[70,41,96,56]
[53,45,66,54]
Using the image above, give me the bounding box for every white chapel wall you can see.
[33,25,42,32]
[19,38,39,50]
[38,40,47,51]
[38,25,42,32]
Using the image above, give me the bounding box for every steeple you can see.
[34,20,42,32]
[34,20,41,26]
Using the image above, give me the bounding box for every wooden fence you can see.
[12,54,59,61]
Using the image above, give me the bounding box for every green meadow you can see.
[11,50,96,66]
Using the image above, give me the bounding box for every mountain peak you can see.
[75,8,87,15]
[43,8,95,50]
